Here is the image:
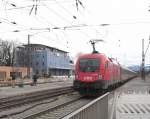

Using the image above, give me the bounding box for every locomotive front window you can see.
[79,58,100,72]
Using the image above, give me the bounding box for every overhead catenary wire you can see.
[2,19,150,35]
[25,3,74,48]
[0,0,99,47]
[54,0,77,19]
[2,0,150,48]
[0,3,55,34]
[0,17,31,30]
[36,32,68,50]
[144,35,150,56]
[1,0,17,7]
[13,6,70,50]
[6,5,41,11]
[0,0,101,38]
[36,1,105,39]
[2,0,150,30]
[53,0,102,40]
[0,4,36,30]
[32,14,71,49]
[3,0,9,19]
[40,1,74,25]
[26,0,74,3]
[0,1,127,61]
[29,0,39,15]
[31,14,89,50]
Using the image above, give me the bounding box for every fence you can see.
[63,92,109,119]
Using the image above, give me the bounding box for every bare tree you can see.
[0,39,17,66]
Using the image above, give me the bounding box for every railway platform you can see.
[0,77,73,99]
[112,76,150,119]
[63,76,150,119]
[1,76,150,119]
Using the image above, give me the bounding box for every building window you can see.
[42,62,44,66]
[64,53,67,57]
[36,62,39,66]
[36,70,39,74]
[56,53,60,56]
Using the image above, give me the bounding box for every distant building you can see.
[16,44,73,77]
[0,66,32,80]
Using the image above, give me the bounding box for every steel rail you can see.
[20,78,136,119]
[21,97,84,119]
[0,86,73,112]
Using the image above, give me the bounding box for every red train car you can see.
[73,53,136,93]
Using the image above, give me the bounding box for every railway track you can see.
[23,97,92,119]
[0,86,73,112]
[0,85,95,119]
[0,92,87,119]
[0,78,136,119]
[26,78,136,119]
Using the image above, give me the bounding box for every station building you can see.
[0,66,32,80]
[15,44,73,77]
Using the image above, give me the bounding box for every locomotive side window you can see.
[105,61,108,69]
[79,58,100,72]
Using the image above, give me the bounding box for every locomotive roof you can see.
[121,65,136,73]
[78,53,106,58]
[77,53,135,73]
[78,53,120,65]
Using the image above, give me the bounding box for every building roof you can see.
[18,44,68,53]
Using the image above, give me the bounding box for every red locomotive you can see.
[73,40,136,94]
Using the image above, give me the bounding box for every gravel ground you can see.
[1,92,81,119]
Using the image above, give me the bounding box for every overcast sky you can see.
[0,0,150,66]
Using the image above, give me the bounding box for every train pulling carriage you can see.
[73,40,137,94]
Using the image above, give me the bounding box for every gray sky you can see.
[0,0,150,66]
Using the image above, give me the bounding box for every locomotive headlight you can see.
[98,74,102,79]
[75,74,79,79]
